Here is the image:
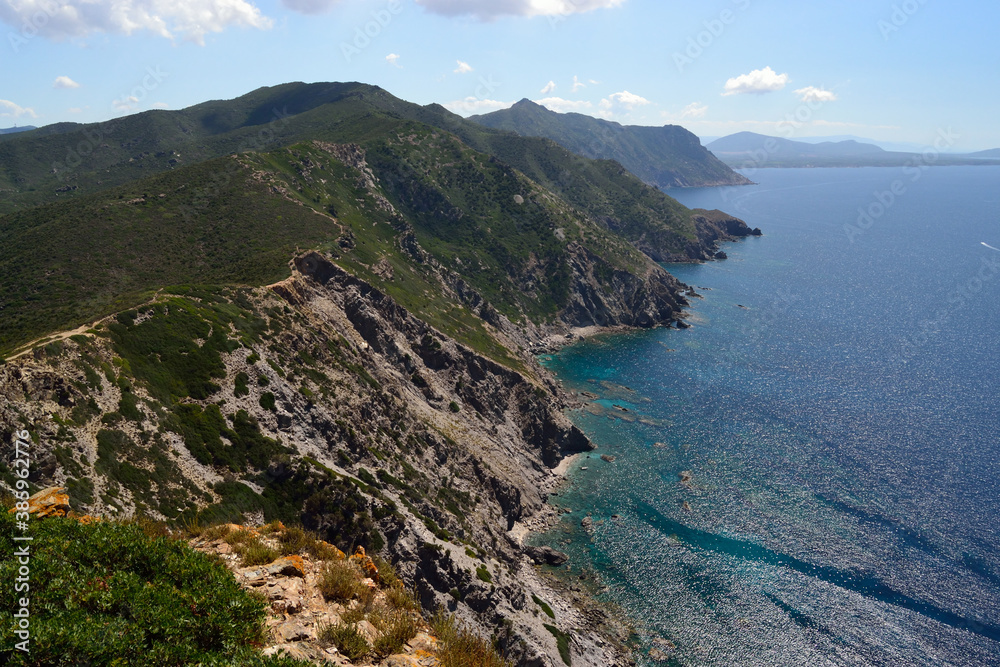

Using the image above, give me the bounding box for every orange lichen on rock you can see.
[9,487,71,519]
[349,545,379,585]
[265,555,306,578]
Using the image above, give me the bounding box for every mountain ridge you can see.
[470,98,752,189]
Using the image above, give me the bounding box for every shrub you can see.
[448,401,460,413]
[0,512,313,666]
[372,610,419,658]
[278,525,313,555]
[318,559,365,602]
[237,537,279,566]
[431,610,512,667]
[532,594,555,619]
[476,564,492,583]
[544,624,572,666]
[318,623,370,661]
[259,392,276,411]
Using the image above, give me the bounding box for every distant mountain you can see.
[969,148,1000,158]
[0,126,35,135]
[707,131,1000,168]
[708,132,884,159]
[470,99,751,189]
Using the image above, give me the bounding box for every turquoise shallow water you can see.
[538,166,1000,666]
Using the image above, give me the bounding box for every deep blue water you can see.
[538,167,1000,666]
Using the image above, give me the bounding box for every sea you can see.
[536,166,1000,666]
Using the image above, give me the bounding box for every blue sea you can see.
[538,166,1000,666]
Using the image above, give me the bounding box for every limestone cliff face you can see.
[0,254,629,666]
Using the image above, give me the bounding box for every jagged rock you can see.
[274,622,312,643]
[600,455,616,463]
[525,546,570,566]
[10,487,71,519]
[266,555,307,578]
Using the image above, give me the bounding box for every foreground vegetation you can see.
[0,509,311,666]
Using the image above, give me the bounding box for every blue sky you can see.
[2,0,998,150]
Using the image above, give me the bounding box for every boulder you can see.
[525,546,570,566]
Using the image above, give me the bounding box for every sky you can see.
[1,0,998,151]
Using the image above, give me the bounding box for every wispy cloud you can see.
[601,90,650,110]
[454,60,474,74]
[443,97,514,114]
[678,102,708,119]
[0,0,272,45]
[572,75,585,92]
[535,97,593,113]
[415,0,625,21]
[795,86,837,103]
[0,99,37,118]
[540,80,556,94]
[281,0,340,15]
[723,66,789,96]
[53,75,80,89]
[386,53,401,68]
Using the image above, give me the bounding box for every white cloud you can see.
[534,97,593,113]
[602,90,650,110]
[280,0,339,14]
[571,75,585,92]
[0,0,273,45]
[678,102,708,119]
[443,97,515,115]
[0,100,37,118]
[540,80,556,94]
[53,75,80,89]
[386,53,401,68]
[416,0,625,20]
[113,95,140,112]
[454,60,473,74]
[151,101,169,109]
[795,86,837,103]
[722,66,789,96]
[68,107,83,113]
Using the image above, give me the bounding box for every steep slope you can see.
[470,99,751,188]
[0,266,630,665]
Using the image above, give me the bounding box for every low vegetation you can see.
[0,509,312,666]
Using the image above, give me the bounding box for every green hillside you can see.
[0,82,709,261]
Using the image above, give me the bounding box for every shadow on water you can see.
[635,501,1000,644]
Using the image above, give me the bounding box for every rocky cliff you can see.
[0,252,635,665]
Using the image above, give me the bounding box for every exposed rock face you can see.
[0,255,630,666]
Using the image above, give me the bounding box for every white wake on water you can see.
[982,242,1000,252]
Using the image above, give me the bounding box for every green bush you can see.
[544,624,572,666]
[317,559,365,602]
[532,594,555,619]
[476,564,492,583]
[318,623,370,661]
[431,610,512,667]
[0,512,313,666]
